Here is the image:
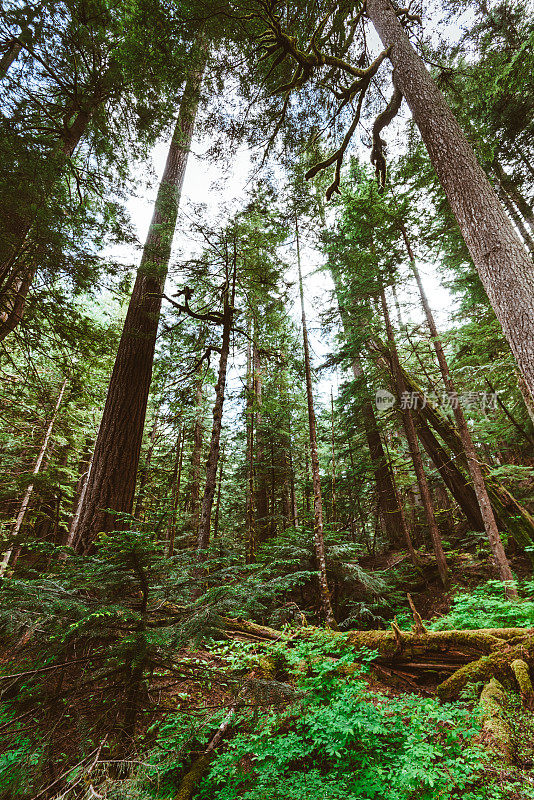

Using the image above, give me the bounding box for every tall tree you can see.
[379,285,450,588]
[295,213,336,628]
[365,0,534,401]
[399,220,516,592]
[197,253,236,552]
[76,33,208,552]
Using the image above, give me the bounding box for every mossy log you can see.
[221,617,283,641]
[173,752,213,800]
[479,678,515,763]
[345,628,504,657]
[437,635,534,701]
[510,658,534,709]
[219,619,534,703]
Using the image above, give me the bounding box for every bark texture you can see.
[380,286,449,587]
[296,215,336,628]
[367,0,534,402]
[402,224,515,592]
[76,38,207,552]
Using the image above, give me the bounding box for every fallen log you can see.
[479,678,515,764]
[437,635,534,701]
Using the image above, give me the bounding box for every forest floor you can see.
[2,549,534,799]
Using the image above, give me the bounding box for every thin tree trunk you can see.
[253,342,269,541]
[402,224,516,592]
[492,158,534,236]
[213,442,225,540]
[134,417,159,521]
[330,389,337,530]
[296,213,336,628]
[288,414,299,528]
[367,0,534,403]
[0,63,123,336]
[497,186,534,256]
[167,428,184,557]
[245,327,256,562]
[339,308,417,557]
[186,373,205,535]
[379,285,450,588]
[197,262,236,553]
[0,376,67,575]
[76,36,207,553]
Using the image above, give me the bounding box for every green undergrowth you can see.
[395,579,534,631]
[125,633,532,800]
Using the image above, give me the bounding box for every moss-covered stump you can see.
[479,678,515,763]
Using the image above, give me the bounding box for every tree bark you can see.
[253,342,269,542]
[213,441,225,540]
[366,0,534,403]
[76,36,207,552]
[167,428,184,557]
[296,213,337,628]
[245,329,256,562]
[197,267,235,552]
[497,185,534,256]
[402,223,516,592]
[186,373,206,536]
[492,158,534,237]
[335,285,417,558]
[379,286,449,588]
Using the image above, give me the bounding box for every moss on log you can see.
[345,628,504,657]
[510,658,534,709]
[438,636,534,701]
[479,678,515,763]
[173,752,213,800]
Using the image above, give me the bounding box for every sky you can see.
[115,4,466,413]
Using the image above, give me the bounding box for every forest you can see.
[1,0,534,797]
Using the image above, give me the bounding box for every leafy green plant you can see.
[429,580,534,630]
[194,633,489,800]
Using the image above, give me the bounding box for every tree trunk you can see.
[0,376,67,575]
[245,329,256,562]
[288,413,299,528]
[367,0,534,403]
[76,36,207,553]
[335,286,416,557]
[330,390,338,530]
[492,159,534,237]
[186,373,205,536]
[296,213,336,628]
[253,342,269,542]
[167,428,184,557]
[134,417,159,521]
[379,286,449,588]
[213,442,225,540]
[197,268,235,552]
[497,186,534,256]
[0,62,123,336]
[402,223,516,592]
[0,38,22,78]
